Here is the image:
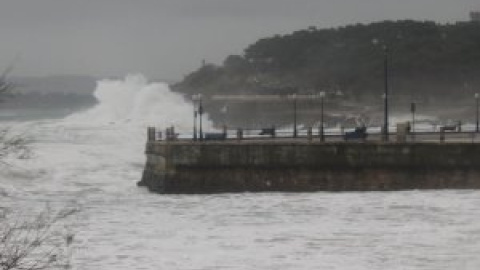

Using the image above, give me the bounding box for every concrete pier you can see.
[138,140,480,193]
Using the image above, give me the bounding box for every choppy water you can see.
[1,75,479,270]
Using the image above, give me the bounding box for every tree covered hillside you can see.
[174,20,480,104]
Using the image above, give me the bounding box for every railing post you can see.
[165,127,170,141]
[236,128,243,141]
[223,125,228,139]
[440,128,445,143]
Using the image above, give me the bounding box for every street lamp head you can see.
[475,93,479,99]
[371,38,388,53]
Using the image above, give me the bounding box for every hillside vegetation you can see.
[174,20,480,104]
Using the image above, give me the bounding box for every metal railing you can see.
[147,126,480,144]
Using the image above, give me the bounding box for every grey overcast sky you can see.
[0,0,478,81]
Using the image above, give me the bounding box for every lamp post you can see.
[383,45,389,142]
[192,94,203,141]
[192,94,200,141]
[476,93,479,132]
[292,94,298,138]
[373,39,390,142]
[193,108,198,141]
[411,101,416,142]
[319,91,326,142]
[198,94,204,141]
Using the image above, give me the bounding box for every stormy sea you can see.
[1,75,479,270]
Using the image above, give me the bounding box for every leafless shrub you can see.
[0,207,78,270]
[0,65,74,270]
[0,67,31,163]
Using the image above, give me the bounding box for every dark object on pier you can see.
[147,127,156,141]
[441,121,461,132]
[441,126,457,132]
[204,132,227,141]
[165,127,178,141]
[344,126,368,141]
[259,127,276,137]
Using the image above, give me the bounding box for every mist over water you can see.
[0,75,479,270]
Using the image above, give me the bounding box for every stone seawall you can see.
[138,141,480,193]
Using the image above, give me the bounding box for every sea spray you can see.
[66,74,213,132]
[1,74,213,195]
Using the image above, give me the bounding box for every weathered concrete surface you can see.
[138,141,480,193]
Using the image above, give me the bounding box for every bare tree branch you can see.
[0,207,79,270]
[0,66,31,163]
[0,62,68,270]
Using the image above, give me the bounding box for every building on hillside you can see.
[471,11,480,22]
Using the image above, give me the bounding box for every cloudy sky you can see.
[0,0,478,81]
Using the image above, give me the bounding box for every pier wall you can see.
[138,141,480,193]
